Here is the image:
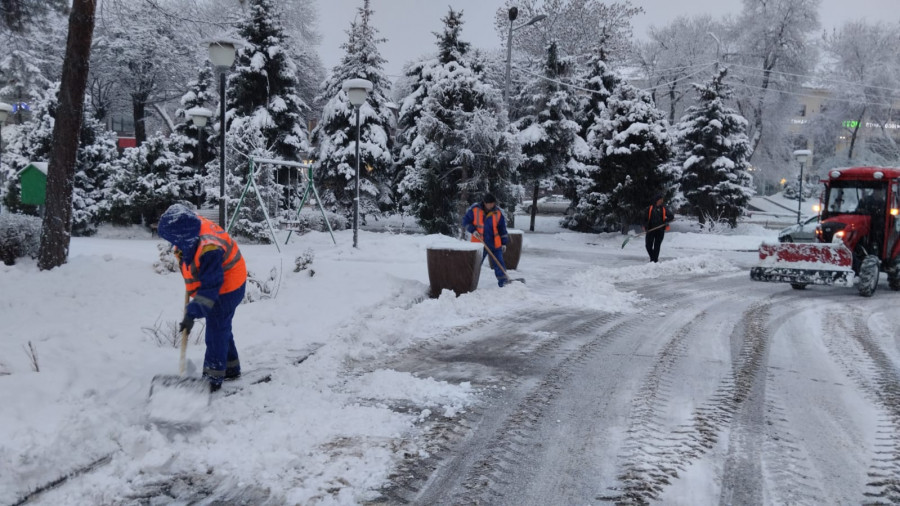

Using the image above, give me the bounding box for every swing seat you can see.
[278,219,305,232]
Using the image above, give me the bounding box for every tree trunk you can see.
[529,183,539,232]
[37,0,96,271]
[847,107,866,161]
[132,93,148,146]
[668,84,677,124]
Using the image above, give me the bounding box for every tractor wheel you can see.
[887,258,900,291]
[857,255,880,297]
[790,283,807,290]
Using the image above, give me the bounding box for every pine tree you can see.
[174,65,217,207]
[311,0,395,222]
[576,49,620,140]
[71,114,118,236]
[561,48,620,231]
[105,133,199,227]
[514,42,586,232]
[2,82,117,235]
[397,8,518,236]
[674,67,754,227]
[225,0,311,241]
[579,83,676,232]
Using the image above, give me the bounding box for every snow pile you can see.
[347,369,474,418]
[587,254,739,283]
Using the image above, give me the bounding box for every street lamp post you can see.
[793,149,812,224]
[187,106,213,206]
[504,8,546,228]
[503,9,547,104]
[0,102,11,192]
[342,78,373,249]
[207,41,237,227]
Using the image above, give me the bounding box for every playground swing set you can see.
[226,157,336,252]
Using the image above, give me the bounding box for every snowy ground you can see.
[1,212,896,504]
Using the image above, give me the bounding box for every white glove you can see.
[473,231,482,240]
[501,245,507,253]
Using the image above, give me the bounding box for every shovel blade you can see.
[147,375,210,426]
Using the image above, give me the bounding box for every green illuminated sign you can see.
[843,120,860,128]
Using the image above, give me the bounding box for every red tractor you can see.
[751,167,900,296]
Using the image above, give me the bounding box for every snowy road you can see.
[6,221,900,505]
[371,240,900,505]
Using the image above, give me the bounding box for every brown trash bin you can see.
[504,230,523,270]
[426,244,481,297]
[487,229,523,271]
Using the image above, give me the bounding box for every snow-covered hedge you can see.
[0,213,42,265]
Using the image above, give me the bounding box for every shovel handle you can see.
[474,236,515,282]
[179,291,189,376]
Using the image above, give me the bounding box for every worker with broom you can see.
[157,203,247,393]
[463,193,510,287]
[646,193,674,263]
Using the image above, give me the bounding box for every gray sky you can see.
[316,0,895,78]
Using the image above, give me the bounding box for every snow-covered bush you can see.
[282,209,348,235]
[0,213,42,265]
[243,267,280,303]
[152,242,179,274]
[294,248,315,275]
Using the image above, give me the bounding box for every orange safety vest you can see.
[471,207,502,248]
[179,217,247,297]
[648,205,670,231]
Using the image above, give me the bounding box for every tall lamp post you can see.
[793,149,812,224]
[503,8,547,104]
[207,41,237,227]
[187,106,212,206]
[342,78,373,249]
[0,102,11,192]
[504,8,546,228]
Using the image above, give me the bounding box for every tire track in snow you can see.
[596,301,773,504]
[823,306,900,504]
[367,310,621,505]
[447,316,639,505]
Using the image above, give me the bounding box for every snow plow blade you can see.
[749,242,855,287]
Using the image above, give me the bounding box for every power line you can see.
[724,62,900,95]
[512,62,718,96]
[728,80,899,109]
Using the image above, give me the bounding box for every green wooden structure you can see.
[17,162,48,205]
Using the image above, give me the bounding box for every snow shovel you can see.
[147,292,210,425]
[621,223,667,249]
[476,237,525,284]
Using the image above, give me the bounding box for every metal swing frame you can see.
[227,157,336,251]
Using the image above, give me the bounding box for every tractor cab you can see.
[751,167,900,296]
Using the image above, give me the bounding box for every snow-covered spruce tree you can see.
[397,8,518,236]
[561,47,619,232]
[173,65,217,207]
[514,41,586,232]
[2,83,118,235]
[105,133,199,227]
[71,115,119,236]
[224,0,311,241]
[311,0,395,223]
[674,67,753,228]
[0,43,57,200]
[393,57,432,208]
[582,82,676,232]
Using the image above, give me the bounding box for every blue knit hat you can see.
[157,204,201,254]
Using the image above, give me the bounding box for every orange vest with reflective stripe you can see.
[179,217,247,296]
[648,205,670,231]
[470,207,502,248]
